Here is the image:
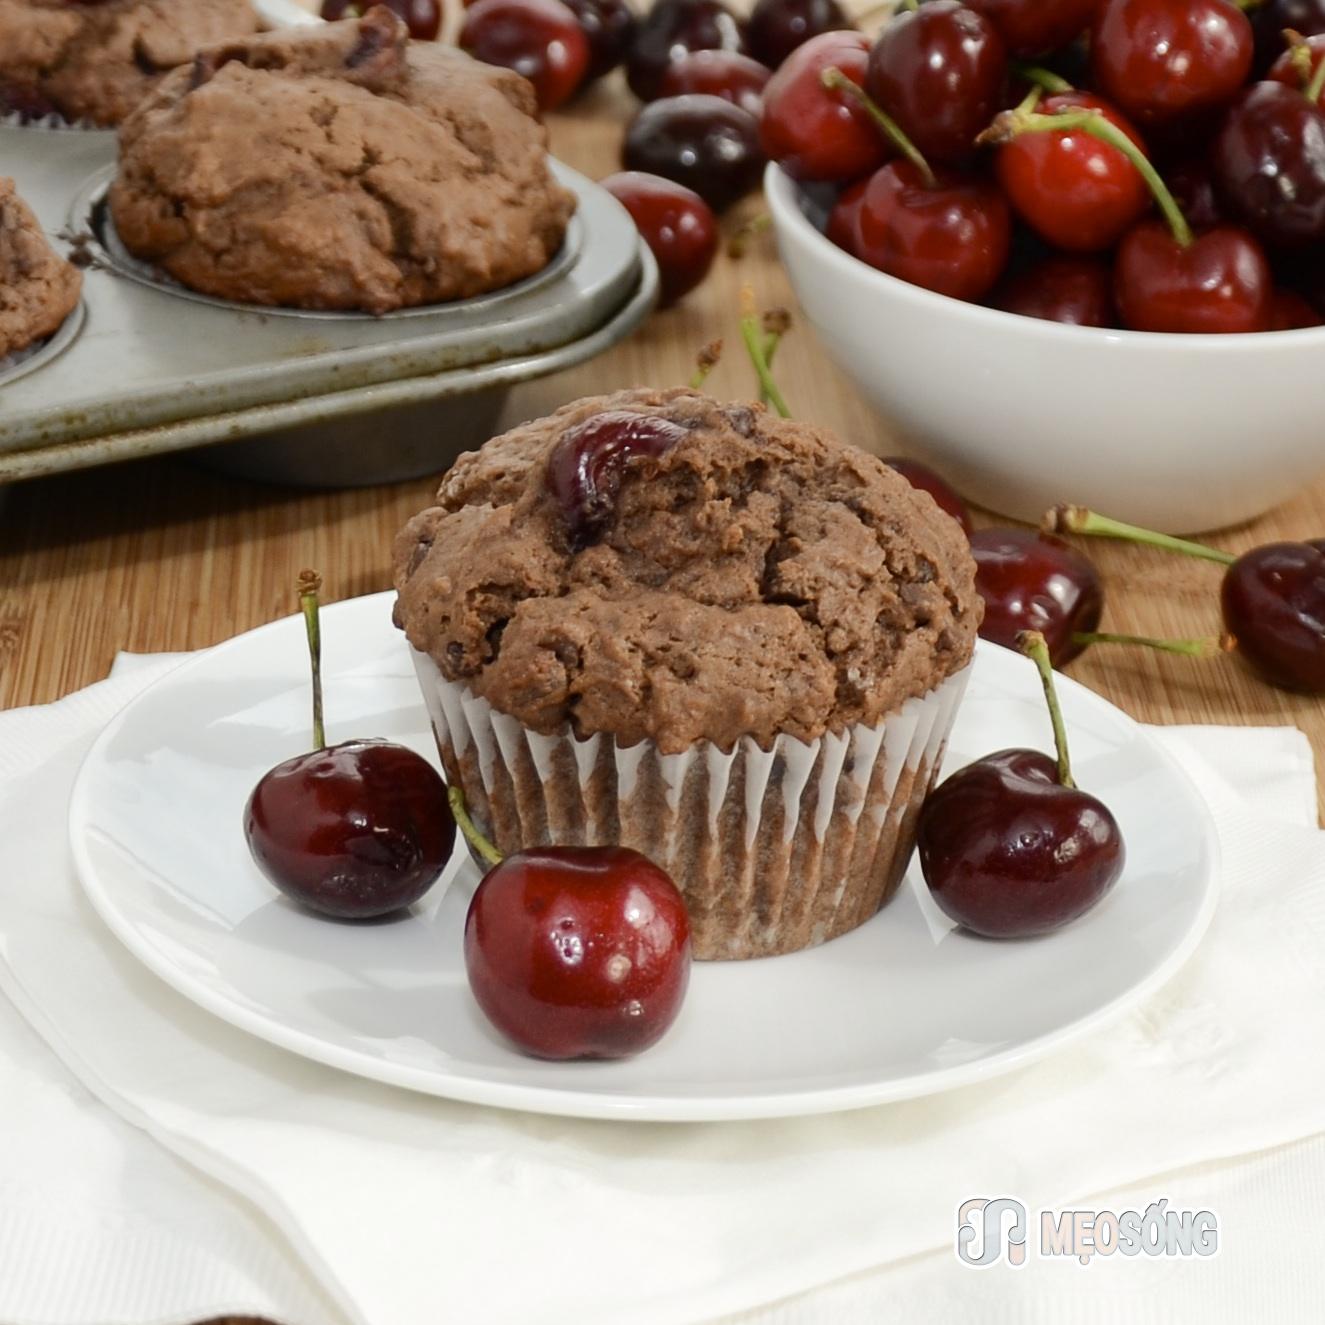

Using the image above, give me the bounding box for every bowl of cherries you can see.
[762,0,1325,535]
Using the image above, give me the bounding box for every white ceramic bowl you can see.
[766,162,1325,534]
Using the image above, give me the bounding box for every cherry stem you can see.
[1017,630,1075,790]
[447,786,504,868]
[762,305,792,385]
[978,107,1193,247]
[740,287,792,418]
[1306,41,1325,103]
[821,67,935,187]
[1073,630,1231,658]
[1010,61,1074,94]
[297,569,325,752]
[690,338,723,389]
[728,211,771,259]
[1043,504,1237,566]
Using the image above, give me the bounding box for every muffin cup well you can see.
[1,109,104,132]
[410,649,970,961]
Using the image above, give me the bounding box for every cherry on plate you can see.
[760,31,887,182]
[601,171,718,306]
[885,457,973,535]
[460,0,590,111]
[622,94,765,212]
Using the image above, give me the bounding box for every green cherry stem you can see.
[1017,630,1075,790]
[821,67,936,187]
[1010,61,1074,95]
[740,288,793,418]
[978,106,1194,247]
[1043,505,1237,566]
[297,569,325,751]
[1073,631,1232,658]
[1307,40,1325,104]
[447,785,504,867]
[689,338,723,389]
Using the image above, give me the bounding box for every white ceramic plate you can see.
[70,594,1219,1122]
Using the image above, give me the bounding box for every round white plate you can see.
[70,593,1219,1122]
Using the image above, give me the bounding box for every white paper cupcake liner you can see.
[411,649,970,960]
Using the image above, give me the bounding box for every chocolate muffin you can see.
[394,388,982,960]
[0,0,258,127]
[0,177,82,359]
[108,8,577,314]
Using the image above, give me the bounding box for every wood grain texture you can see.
[2,78,1324,822]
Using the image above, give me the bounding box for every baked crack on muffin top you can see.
[107,7,577,313]
[0,177,82,360]
[0,0,258,127]
[393,388,982,753]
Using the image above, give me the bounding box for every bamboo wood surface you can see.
[2,78,1323,823]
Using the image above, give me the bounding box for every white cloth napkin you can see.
[1,657,1324,1325]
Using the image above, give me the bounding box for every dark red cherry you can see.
[886,457,972,535]
[962,0,1099,57]
[1091,0,1253,125]
[1269,33,1325,104]
[546,410,689,548]
[244,740,455,919]
[1222,541,1325,691]
[969,528,1103,667]
[825,177,868,251]
[994,254,1115,327]
[622,94,765,211]
[1114,219,1271,333]
[1253,0,1325,74]
[601,171,718,306]
[561,0,636,80]
[1270,288,1324,328]
[854,159,1011,303]
[993,92,1150,253]
[658,49,770,114]
[460,0,590,110]
[866,1,1008,164]
[1212,81,1325,248]
[760,31,887,182]
[464,846,691,1059]
[626,0,747,101]
[747,0,850,69]
[1167,154,1226,232]
[918,749,1125,938]
[321,0,441,39]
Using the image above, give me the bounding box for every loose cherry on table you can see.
[320,0,441,39]
[969,528,1104,668]
[865,0,1008,164]
[560,0,636,81]
[1046,507,1325,694]
[759,31,888,183]
[625,0,748,101]
[982,87,1151,254]
[243,573,456,919]
[1090,0,1254,125]
[453,792,692,1060]
[658,49,771,115]
[1213,77,1325,248]
[746,0,850,70]
[916,630,1126,939]
[600,171,719,306]
[622,94,765,212]
[459,0,590,111]
[962,0,1098,57]
[885,458,973,535]
[993,254,1116,327]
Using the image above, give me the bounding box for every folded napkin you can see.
[1,657,1324,1325]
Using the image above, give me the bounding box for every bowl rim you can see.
[764,161,1325,352]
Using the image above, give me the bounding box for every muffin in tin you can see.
[108,7,577,314]
[0,0,259,127]
[0,177,81,360]
[393,388,982,960]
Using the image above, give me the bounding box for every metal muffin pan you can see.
[0,107,653,484]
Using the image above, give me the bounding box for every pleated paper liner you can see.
[412,650,970,960]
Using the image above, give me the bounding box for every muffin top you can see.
[0,0,258,127]
[393,388,981,754]
[107,8,577,314]
[0,177,82,360]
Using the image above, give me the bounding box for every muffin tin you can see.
[0,16,656,486]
